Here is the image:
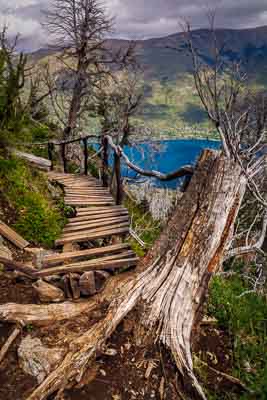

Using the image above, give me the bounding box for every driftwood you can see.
[0,302,97,326]
[0,327,20,365]
[26,149,247,400]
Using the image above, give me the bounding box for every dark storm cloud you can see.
[0,0,267,50]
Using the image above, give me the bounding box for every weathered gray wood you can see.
[0,327,20,365]
[0,221,29,249]
[35,256,139,277]
[68,211,129,223]
[63,217,129,234]
[55,226,129,245]
[43,244,130,266]
[14,150,51,171]
[65,215,129,228]
[61,222,129,238]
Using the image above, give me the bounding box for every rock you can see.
[79,271,96,296]
[18,336,65,383]
[103,348,117,356]
[33,279,65,303]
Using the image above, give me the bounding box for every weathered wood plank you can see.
[43,243,130,266]
[68,211,129,223]
[55,227,129,245]
[0,221,30,249]
[61,222,129,238]
[77,206,126,214]
[66,214,129,227]
[63,216,130,234]
[36,256,139,277]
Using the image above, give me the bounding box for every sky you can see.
[1,0,267,51]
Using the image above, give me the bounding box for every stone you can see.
[18,336,65,383]
[33,279,65,303]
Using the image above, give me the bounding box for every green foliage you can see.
[124,197,161,257]
[0,156,65,247]
[0,30,28,148]
[207,275,267,399]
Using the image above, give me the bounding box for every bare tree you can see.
[44,0,136,139]
[1,18,267,400]
[96,70,143,145]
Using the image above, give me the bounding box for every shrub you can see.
[0,156,65,247]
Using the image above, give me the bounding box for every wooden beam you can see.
[55,227,129,245]
[0,221,29,249]
[63,216,130,234]
[42,243,130,266]
[35,256,138,277]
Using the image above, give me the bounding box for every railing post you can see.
[83,138,88,175]
[114,150,123,205]
[61,143,67,173]
[47,142,54,171]
[101,136,109,187]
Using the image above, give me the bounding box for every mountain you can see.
[32,26,267,80]
[30,26,267,136]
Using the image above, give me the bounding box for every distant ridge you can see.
[30,25,267,81]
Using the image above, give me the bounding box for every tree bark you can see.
[22,149,246,400]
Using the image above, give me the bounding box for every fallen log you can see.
[0,302,96,326]
[26,149,247,400]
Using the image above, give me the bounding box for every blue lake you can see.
[95,139,221,189]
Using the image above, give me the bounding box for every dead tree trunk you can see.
[21,149,247,400]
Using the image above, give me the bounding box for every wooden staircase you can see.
[46,172,138,280]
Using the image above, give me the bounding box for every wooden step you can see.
[68,211,129,223]
[56,226,129,245]
[36,254,139,277]
[65,200,115,206]
[43,243,130,266]
[64,216,130,234]
[62,221,129,237]
[0,221,30,249]
[77,205,126,214]
[66,214,129,227]
[65,195,114,200]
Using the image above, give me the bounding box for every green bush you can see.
[0,156,65,247]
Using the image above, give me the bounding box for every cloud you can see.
[0,0,267,50]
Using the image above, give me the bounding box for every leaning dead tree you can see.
[44,0,136,139]
[1,24,267,400]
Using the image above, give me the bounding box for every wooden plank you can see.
[63,216,129,234]
[61,222,129,238]
[0,221,29,250]
[36,256,139,277]
[66,214,129,226]
[56,227,129,245]
[65,195,114,200]
[68,211,129,223]
[77,205,126,214]
[65,201,115,206]
[43,243,130,266]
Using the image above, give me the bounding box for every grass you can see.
[0,156,66,248]
[205,271,267,399]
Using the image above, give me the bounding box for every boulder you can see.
[18,336,65,383]
[33,279,65,303]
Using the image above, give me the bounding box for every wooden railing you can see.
[18,133,194,205]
